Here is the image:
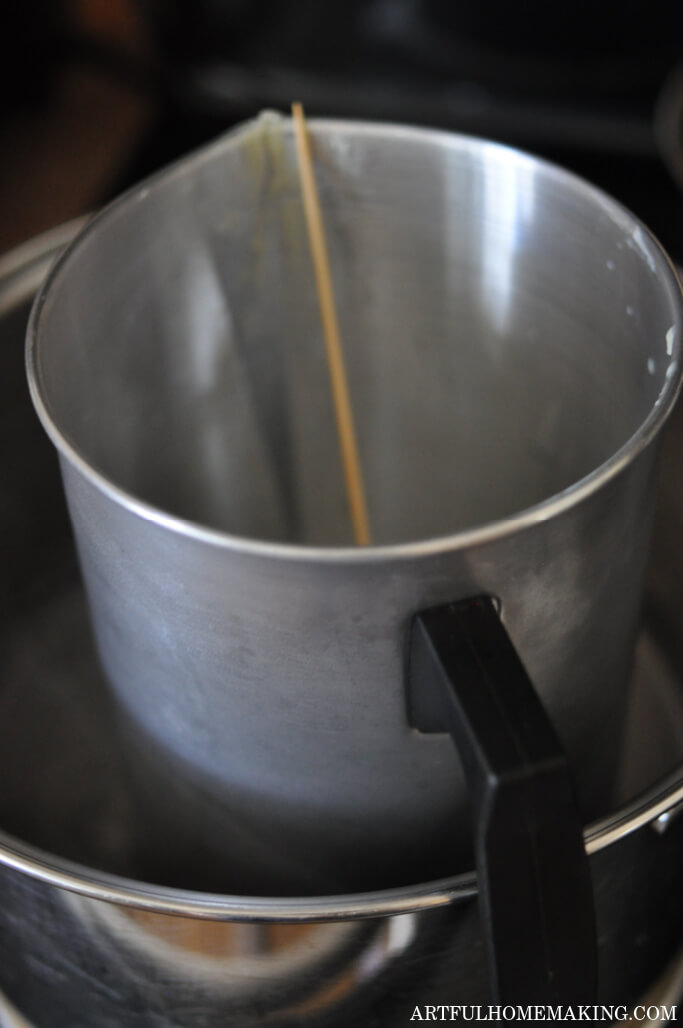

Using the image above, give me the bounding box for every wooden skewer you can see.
[291,102,372,546]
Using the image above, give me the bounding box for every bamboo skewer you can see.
[291,102,372,546]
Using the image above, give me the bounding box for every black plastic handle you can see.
[408,596,597,1005]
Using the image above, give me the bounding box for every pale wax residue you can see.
[666,325,676,357]
[239,109,306,264]
[628,225,657,273]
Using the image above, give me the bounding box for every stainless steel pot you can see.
[2,223,683,1026]
[26,116,683,892]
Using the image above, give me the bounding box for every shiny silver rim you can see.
[0,764,680,920]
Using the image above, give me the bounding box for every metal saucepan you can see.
[25,117,683,894]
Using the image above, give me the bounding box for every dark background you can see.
[1,0,683,258]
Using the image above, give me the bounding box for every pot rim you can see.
[25,117,683,564]
[0,765,680,921]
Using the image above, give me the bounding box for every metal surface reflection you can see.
[480,146,536,333]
